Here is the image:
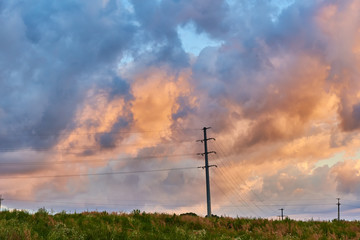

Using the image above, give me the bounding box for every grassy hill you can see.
[1,209,360,239]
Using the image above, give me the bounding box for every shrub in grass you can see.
[48,222,84,240]
[0,219,34,240]
[3,210,360,239]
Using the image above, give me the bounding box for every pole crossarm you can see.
[196,138,215,143]
[197,151,216,156]
[198,164,218,169]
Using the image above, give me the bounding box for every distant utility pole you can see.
[279,208,284,220]
[0,195,3,212]
[197,127,216,217]
[337,198,341,221]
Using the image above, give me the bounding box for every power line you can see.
[2,128,201,137]
[213,141,335,216]
[214,142,268,204]
[211,143,269,217]
[251,198,336,203]
[246,203,335,207]
[210,178,259,218]
[212,164,263,218]
[0,166,200,179]
[221,203,336,208]
[0,140,195,153]
[4,198,199,208]
[211,142,342,218]
[0,153,197,166]
[205,142,265,217]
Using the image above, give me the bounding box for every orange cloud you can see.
[332,159,360,194]
[129,67,196,150]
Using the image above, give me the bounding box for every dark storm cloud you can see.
[0,0,137,150]
[130,0,188,68]
[107,76,132,101]
[1,0,356,162]
[186,0,360,150]
[172,96,196,121]
[351,103,360,128]
[130,0,231,68]
[131,0,229,39]
[95,116,132,149]
[339,98,360,132]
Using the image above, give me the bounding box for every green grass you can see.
[0,209,360,239]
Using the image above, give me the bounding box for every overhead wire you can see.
[210,176,259,218]
[0,127,347,218]
[0,128,205,213]
[1,127,201,137]
[221,203,336,207]
[194,131,266,217]
[209,142,269,217]
[0,153,197,166]
[212,141,344,218]
[211,141,337,217]
[0,166,200,179]
[211,158,264,218]
[214,141,267,201]
[197,148,263,217]
[0,140,195,153]
[213,141,291,214]
[0,127,199,154]
[4,198,200,208]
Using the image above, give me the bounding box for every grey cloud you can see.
[0,151,50,175]
[260,165,334,201]
[0,0,137,151]
[339,99,360,132]
[332,161,360,195]
[131,0,229,39]
[177,0,230,39]
[108,76,132,101]
[172,96,196,121]
[162,171,185,194]
[131,0,189,68]
[351,103,360,128]
[95,116,133,150]
[31,158,204,212]
[130,0,231,68]
[187,0,360,150]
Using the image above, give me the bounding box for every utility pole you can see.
[0,195,3,212]
[279,208,284,220]
[197,127,216,217]
[337,198,341,221]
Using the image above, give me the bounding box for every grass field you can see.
[1,209,360,239]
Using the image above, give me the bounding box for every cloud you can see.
[2,0,360,219]
[314,0,360,131]
[0,0,137,150]
[332,160,360,195]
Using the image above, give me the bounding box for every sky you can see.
[1,0,360,220]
